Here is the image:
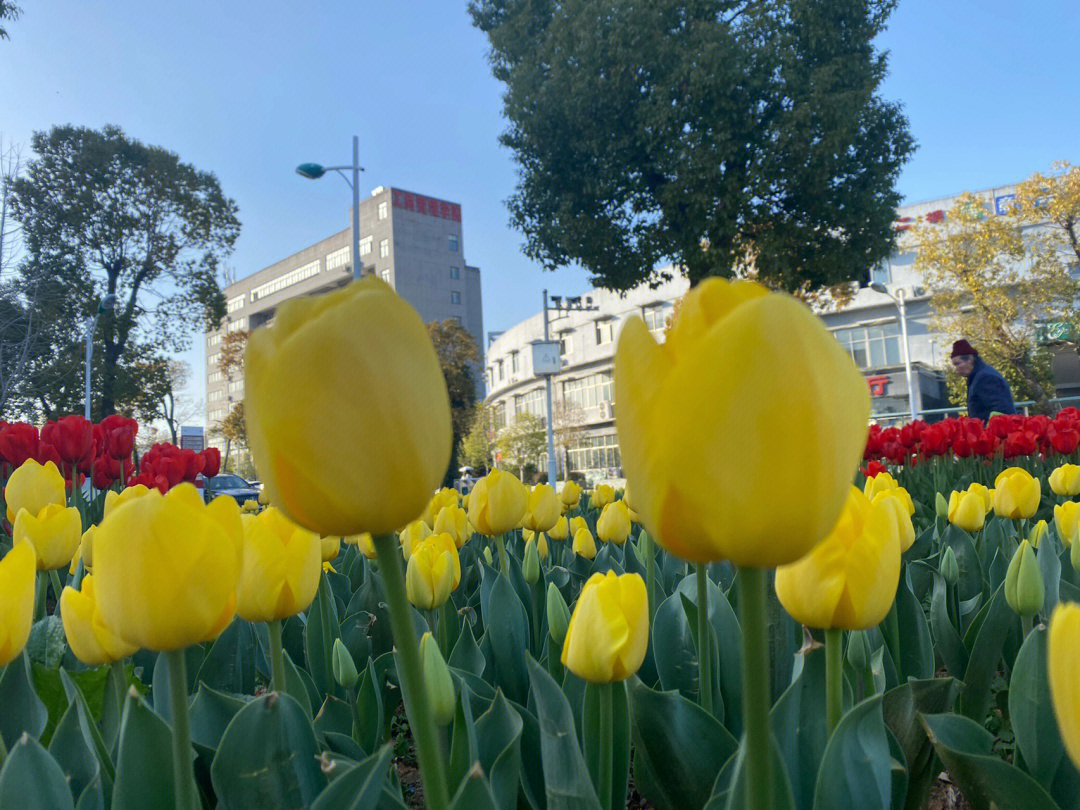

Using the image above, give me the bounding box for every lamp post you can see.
[541,291,598,485]
[84,294,116,420]
[297,135,364,281]
[870,282,918,421]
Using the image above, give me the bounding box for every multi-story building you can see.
[205,186,483,460]
[483,181,1080,485]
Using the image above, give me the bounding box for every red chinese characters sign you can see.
[867,375,890,396]
[391,189,462,222]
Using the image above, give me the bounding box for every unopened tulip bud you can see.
[1072,534,1080,574]
[940,546,959,587]
[483,546,493,566]
[935,492,949,518]
[523,537,541,584]
[1028,520,1049,549]
[332,638,358,689]
[846,630,870,672]
[1005,540,1044,617]
[547,582,571,646]
[420,632,456,726]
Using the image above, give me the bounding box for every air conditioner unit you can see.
[599,401,613,419]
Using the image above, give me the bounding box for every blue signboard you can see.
[995,194,1017,215]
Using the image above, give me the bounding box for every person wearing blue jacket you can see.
[950,339,1016,422]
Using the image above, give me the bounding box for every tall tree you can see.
[11,125,240,418]
[498,412,546,481]
[911,191,1080,411]
[221,401,247,471]
[470,0,914,293]
[132,360,203,445]
[427,318,482,481]
[459,402,498,473]
[551,397,586,481]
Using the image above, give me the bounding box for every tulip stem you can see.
[49,569,63,604]
[166,650,199,810]
[1021,614,1033,640]
[825,628,844,736]
[268,620,286,693]
[33,572,46,622]
[373,532,450,810]
[495,534,510,577]
[696,563,713,716]
[643,533,656,621]
[884,603,902,679]
[599,682,614,809]
[738,566,774,810]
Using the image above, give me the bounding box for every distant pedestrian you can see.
[950,340,1016,422]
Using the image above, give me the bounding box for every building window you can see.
[567,434,621,474]
[450,266,460,280]
[560,331,573,357]
[562,371,614,410]
[496,359,504,381]
[227,319,246,332]
[208,408,225,422]
[381,269,391,282]
[595,320,614,346]
[378,201,388,220]
[514,388,546,420]
[870,261,892,286]
[249,260,321,301]
[449,234,459,252]
[451,291,461,305]
[208,334,222,347]
[832,322,901,369]
[209,371,224,383]
[359,235,373,256]
[493,401,507,430]
[207,352,221,367]
[228,379,244,394]
[226,295,245,313]
[379,238,390,258]
[643,305,669,334]
[326,246,350,271]
[452,315,462,324]
[511,351,519,374]
[209,389,223,402]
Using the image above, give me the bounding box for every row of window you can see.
[514,389,545,420]
[227,296,245,313]
[326,246,350,271]
[227,319,246,333]
[833,322,901,369]
[250,260,321,302]
[567,434,620,474]
[208,334,222,347]
[562,372,614,411]
[208,352,221,367]
[209,389,223,402]
[228,379,243,393]
[208,408,225,422]
[209,371,223,383]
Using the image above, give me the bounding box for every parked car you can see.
[202,473,261,505]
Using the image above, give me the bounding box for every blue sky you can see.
[3,0,1079,418]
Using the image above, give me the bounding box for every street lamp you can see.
[540,290,598,485]
[296,135,365,281]
[870,282,918,421]
[85,293,116,420]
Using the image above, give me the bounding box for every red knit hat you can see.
[951,339,978,358]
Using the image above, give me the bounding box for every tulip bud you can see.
[332,638,358,689]
[1005,540,1045,617]
[522,537,540,584]
[1071,533,1080,574]
[547,582,571,646]
[420,632,456,726]
[935,492,949,518]
[483,546,493,566]
[940,546,959,587]
[846,629,870,672]
[1028,520,1049,549]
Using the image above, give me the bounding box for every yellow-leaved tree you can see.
[910,165,1080,412]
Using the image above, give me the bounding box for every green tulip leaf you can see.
[310,744,394,810]
[354,658,385,754]
[448,678,479,793]
[476,689,524,810]
[525,655,602,810]
[958,585,1016,722]
[921,712,1060,810]
[305,574,343,700]
[712,729,794,810]
[812,695,894,810]
[940,523,984,601]
[882,677,960,810]
[485,575,531,705]
[929,572,967,678]
[323,730,366,760]
[188,682,251,756]
[449,617,486,677]
[1038,540,1062,620]
[509,698,547,810]
[31,661,110,748]
[312,694,353,740]
[25,615,67,669]
[47,701,99,803]
[194,618,257,698]
[111,689,176,809]
[449,763,501,810]
[628,676,737,810]
[0,652,47,748]
[211,691,328,809]
[57,669,115,784]
[582,680,629,810]
[770,645,829,810]
[677,569,744,728]
[894,570,935,681]
[0,731,75,809]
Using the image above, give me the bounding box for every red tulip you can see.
[200,447,221,478]
[51,415,94,466]
[920,423,951,456]
[179,448,205,482]
[37,441,64,470]
[1003,430,1038,459]
[860,460,887,478]
[0,422,39,469]
[99,414,138,460]
[1049,423,1080,455]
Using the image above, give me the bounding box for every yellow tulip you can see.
[1048,603,1080,770]
[614,278,869,566]
[949,490,987,533]
[242,500,259,513]
[79,525,96,570]
[872,492,915,552]
[596,500,632,545]
[60,575,138,666]
[591,484,615,509]
[569,515,589,537]
[321,535,341,563]
[399,519,433,560]
[872,485,915,518]
[245,277,453,536]
[561,571,648,683]
[560,480,582,510]
[5,459,65,524]
[423,488,461,527]
[548,516,569,541]
[405,534,459,610]
[522,484,561,533]
[93,483,242,651]
[14,504,83,571]
[1028,519,1049,549]
[323,561,336,573]
[236,508,322,623]
[345,532,378,560]
[863,471,901,502]
[537,532,549,560]
[1051,464,1080,497]
[433,505,472,548]
[775,486,901,630]
[967,482,993,513]
[993,467,1041,519]
[572,527,597,560]
[1055,501,1080,546]
[257,489,270,506]
[103,484,150,520]
[467,469,528,536]
[0,543,36,666]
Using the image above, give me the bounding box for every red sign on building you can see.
[391,188,462,222]
[867,375,890,396]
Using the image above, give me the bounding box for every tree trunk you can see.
[1016,360,1053,414]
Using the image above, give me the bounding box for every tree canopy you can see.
[470,0,914,293]
[427,318,482,482]
[10,124,240,419]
